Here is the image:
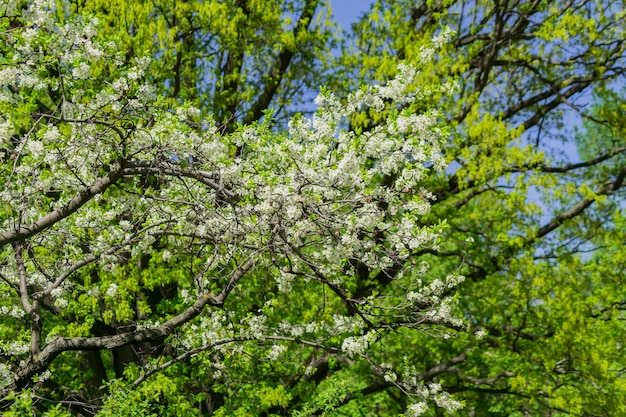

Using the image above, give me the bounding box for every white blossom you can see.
[36,370,51,382]
[276,271,295,293]
[3,341,29,356]
[105,283,118,297]
[406,402,429,416]
[0,364,13,390]
[25,139,45,158]
[434,392,463,411]
[72,62,91,80]
[475,328,488,340]
[55,298,69,309]
[384,371,398,382]
[341,332,375,357]
[266,344,287,361]
[0,306,25,318]
[162,250,173,262]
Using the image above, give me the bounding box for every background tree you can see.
[71,0,337,128]
[340,0,626,415]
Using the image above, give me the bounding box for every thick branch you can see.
[418,348,471,382]
[13,243,32,314]
[3,258,254,398]
[122,161,239,202]
[509,146,626,173]
[0,164,125,249]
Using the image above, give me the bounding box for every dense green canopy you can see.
[0,0,625,416]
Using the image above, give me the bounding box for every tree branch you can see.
[3,258,255,398]
[0,164,125,249]
[418,348,472,382]
[122,161,239,203]
[449,368,515,386]
[242,0,319,126]
[508,146,626,173]
[13,242,32,314]
[531,166,626,244]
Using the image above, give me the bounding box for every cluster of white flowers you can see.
[50,287,65,299]
[384,370,398,382]
[0,118,14,143]
[406,271,466,320]
[434,391,463,411]
[176,106,201,121]
[72,62,91,80]
[332,314,366,334]
[266,344,287,361]
[35,369,51,383]
[276,271,295,293]
[0,305,26,319]
[475,328,488,340]
[135,319,161,331]
[54,298,69,309]
[181,311,231,350]
[1,341,29,356]
[406,402,429,416]
[278,319,324,338]
[22,0,56,29]
[105,283,118,298]
[375,63,419,102]
[180,289,194,303]
[432,26,456,48]
[0,363,13,390]
[341,331,376,357]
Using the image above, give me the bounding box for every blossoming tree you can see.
[0,1,468,415]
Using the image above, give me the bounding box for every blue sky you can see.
[330,1,372,30]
